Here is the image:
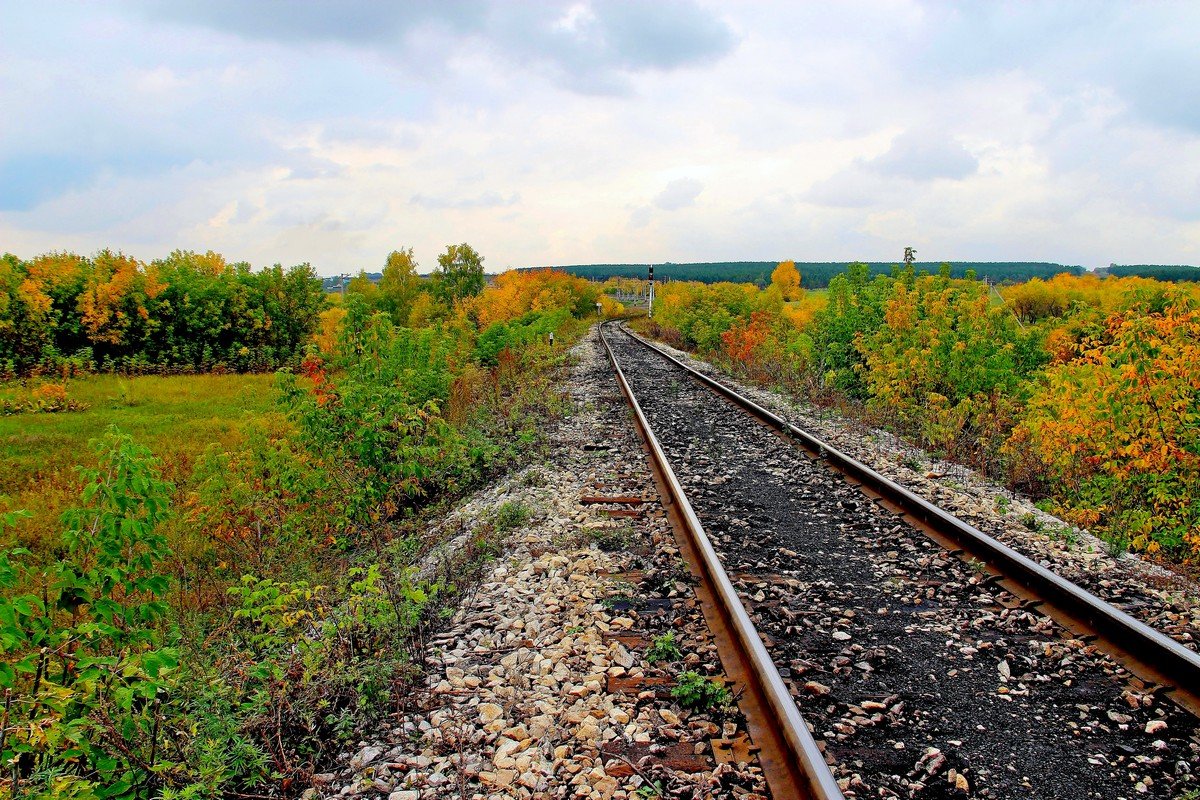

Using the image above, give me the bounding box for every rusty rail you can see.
[614,322,1200,719]
[599,322,846,800]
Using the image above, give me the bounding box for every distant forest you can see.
[330,261,1200,292]
[1104,264,1200,282]
[540,261,1087,288]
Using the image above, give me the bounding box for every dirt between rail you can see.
[607,328,1200,800]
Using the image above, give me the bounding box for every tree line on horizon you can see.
[1104,263,1200,282]
[0,244,495,377]
[541,260,1089,288]
[543,260,1200,288]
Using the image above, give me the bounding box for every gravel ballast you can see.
[607,325,1200,799]
[626,326,1199,656]
[311,327,767,800]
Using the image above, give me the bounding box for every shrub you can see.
[0,429,180,799]
[0,382,87,415]
[589,525,632,552]
[493,501,532,532]
[1010,300,1200,559]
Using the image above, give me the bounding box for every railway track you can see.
[599,321,1200,800]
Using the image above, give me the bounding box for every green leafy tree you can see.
[234,262,328,371]
[433,243,485,303]
[145,250,239,368]
[345,270,380,307]
[379,248,422,324]
[809,262,892,397]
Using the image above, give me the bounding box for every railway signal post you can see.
[647,264,655,318]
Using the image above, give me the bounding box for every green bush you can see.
[0,429,181,799]
[671,670,731,710]
[493,501,532,532]
[645,632,681,664]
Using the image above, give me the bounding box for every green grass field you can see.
[1,373,282,552]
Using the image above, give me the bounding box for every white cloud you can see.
[654,178,704,211]
[0,2,1198,272]
[867,131,978,181]
[411,192,521,210]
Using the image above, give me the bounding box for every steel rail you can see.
[599,322,846,800]
[615,323,1200,718]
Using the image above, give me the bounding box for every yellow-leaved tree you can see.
[770,260,802,301]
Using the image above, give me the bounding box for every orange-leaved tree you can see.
[76,250,160,355]
[473,270,598,327]
[1009,297,1200,558]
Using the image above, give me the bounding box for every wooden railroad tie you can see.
[580,495,648,505]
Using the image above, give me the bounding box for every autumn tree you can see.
[472,270,600,327]
[76,250,155,355]
[433,243,485,303]
[406,292,443,328]
[1011,297,1200,558]
[0,253,57,371]
[25,252,88,357]
[770,260,802,301]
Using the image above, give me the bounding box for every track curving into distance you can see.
[602,322,1200,800]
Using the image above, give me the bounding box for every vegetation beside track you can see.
[628,263,1200,564]
[0,250,610,799]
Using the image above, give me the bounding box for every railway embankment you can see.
[313,327,767,800]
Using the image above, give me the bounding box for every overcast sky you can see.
[2,1,1198,275]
